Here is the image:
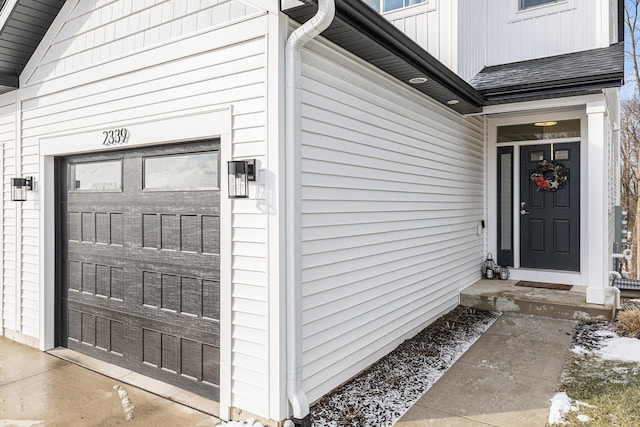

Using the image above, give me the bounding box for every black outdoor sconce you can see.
[227,160,256,199]
[11,177,33,202]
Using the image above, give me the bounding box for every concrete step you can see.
[460,279,615,321]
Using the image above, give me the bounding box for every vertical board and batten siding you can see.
[384,0,456,75]
[12,0,272,417]
[0,93,15,334]
[299,40,484,403]
[485,0,610,67]
[457,0,487,82]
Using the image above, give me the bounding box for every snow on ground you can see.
[548,392,594,425]
[571,321,640,362]
[597,336,640,362]
[310,307,500,427]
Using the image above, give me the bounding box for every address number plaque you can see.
[102,128,130,146]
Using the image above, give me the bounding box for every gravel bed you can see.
[310,306,500,426]
[570,319,617,354]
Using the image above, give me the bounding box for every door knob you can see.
[520,202,530,216]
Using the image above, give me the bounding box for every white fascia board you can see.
[0,0,17,30]
[477,94,604,116]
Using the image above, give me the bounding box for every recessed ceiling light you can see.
[408,77,428,84]
[447,100,459,105]
[534,121,558,127]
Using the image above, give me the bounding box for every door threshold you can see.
[48,347,221,418]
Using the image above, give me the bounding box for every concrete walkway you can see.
[0,337,221,427]
[396,313,576,427]
[0,312,576,427]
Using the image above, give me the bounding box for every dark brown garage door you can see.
[57,141,220,399]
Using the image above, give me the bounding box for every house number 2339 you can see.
[102,128,130,146]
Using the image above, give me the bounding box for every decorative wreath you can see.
[530,160,568,192]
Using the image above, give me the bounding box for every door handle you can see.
[520,202,530,216]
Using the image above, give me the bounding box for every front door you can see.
[520,142,580,271]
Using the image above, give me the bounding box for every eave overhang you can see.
[0,0,65,94]
[470,42,625,106]
[283,1,624,115]
[282,0,485,115]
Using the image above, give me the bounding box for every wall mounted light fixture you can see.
[227,160,256,199]
[11,177,33,202]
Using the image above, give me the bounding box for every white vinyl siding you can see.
[300,40,484,403]
[26,0,261,85]
[0,93,15,333]
[8,0,272,418]
[384,0,456,75]
[486,0,611,66]
[381,0,614,81]
[457,0,487,81]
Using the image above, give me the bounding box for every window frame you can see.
[142,150,220,192]
[510,0,573,22]
[364,0,428,14]
[518,0,561,11]
[68,159,124,193]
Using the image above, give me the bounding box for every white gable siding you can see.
[457,0,487,81]
[486,0,611,66]
[299,40,484,403]
[382,0,614,81]
[384,0,457,74]
[8,0,274,418]
[25,0,261,85]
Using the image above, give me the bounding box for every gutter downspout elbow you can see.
[284,0,335,424]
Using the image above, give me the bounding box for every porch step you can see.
[460,279,615,321]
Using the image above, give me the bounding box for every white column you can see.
[586,100,608,304]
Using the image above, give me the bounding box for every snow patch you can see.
[577,414,591,422]
[572,324,640,362]
[493,297,520,311]
[548,392,594,425]
[113,385,135,421]
[548,392,572,424]
[570,345,589,355]
[597,336,640,362]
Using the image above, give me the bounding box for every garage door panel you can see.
[67,211,126,245]
[130,253,219,277]
[135,213,220,254]
[60,141,220,400]
[68,299,219,343]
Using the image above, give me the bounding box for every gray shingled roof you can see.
[470,43,624,104]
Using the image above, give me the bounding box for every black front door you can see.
[520,142,580,271]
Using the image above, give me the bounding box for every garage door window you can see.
[143,152,218,191]
[70,160,122,191]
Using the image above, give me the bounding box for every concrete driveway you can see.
[0,337,221,427]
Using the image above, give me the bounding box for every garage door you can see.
[57,141,220,399]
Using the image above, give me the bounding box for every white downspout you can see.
[285,0,335,421]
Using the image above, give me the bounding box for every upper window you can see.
[497,119,580,143]
[518,0,561,10]
[70,160,123,192]
[364,0,427,13]
[143,152,218,191]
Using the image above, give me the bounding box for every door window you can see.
[70,160,122,191]
[143,152,218,191]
